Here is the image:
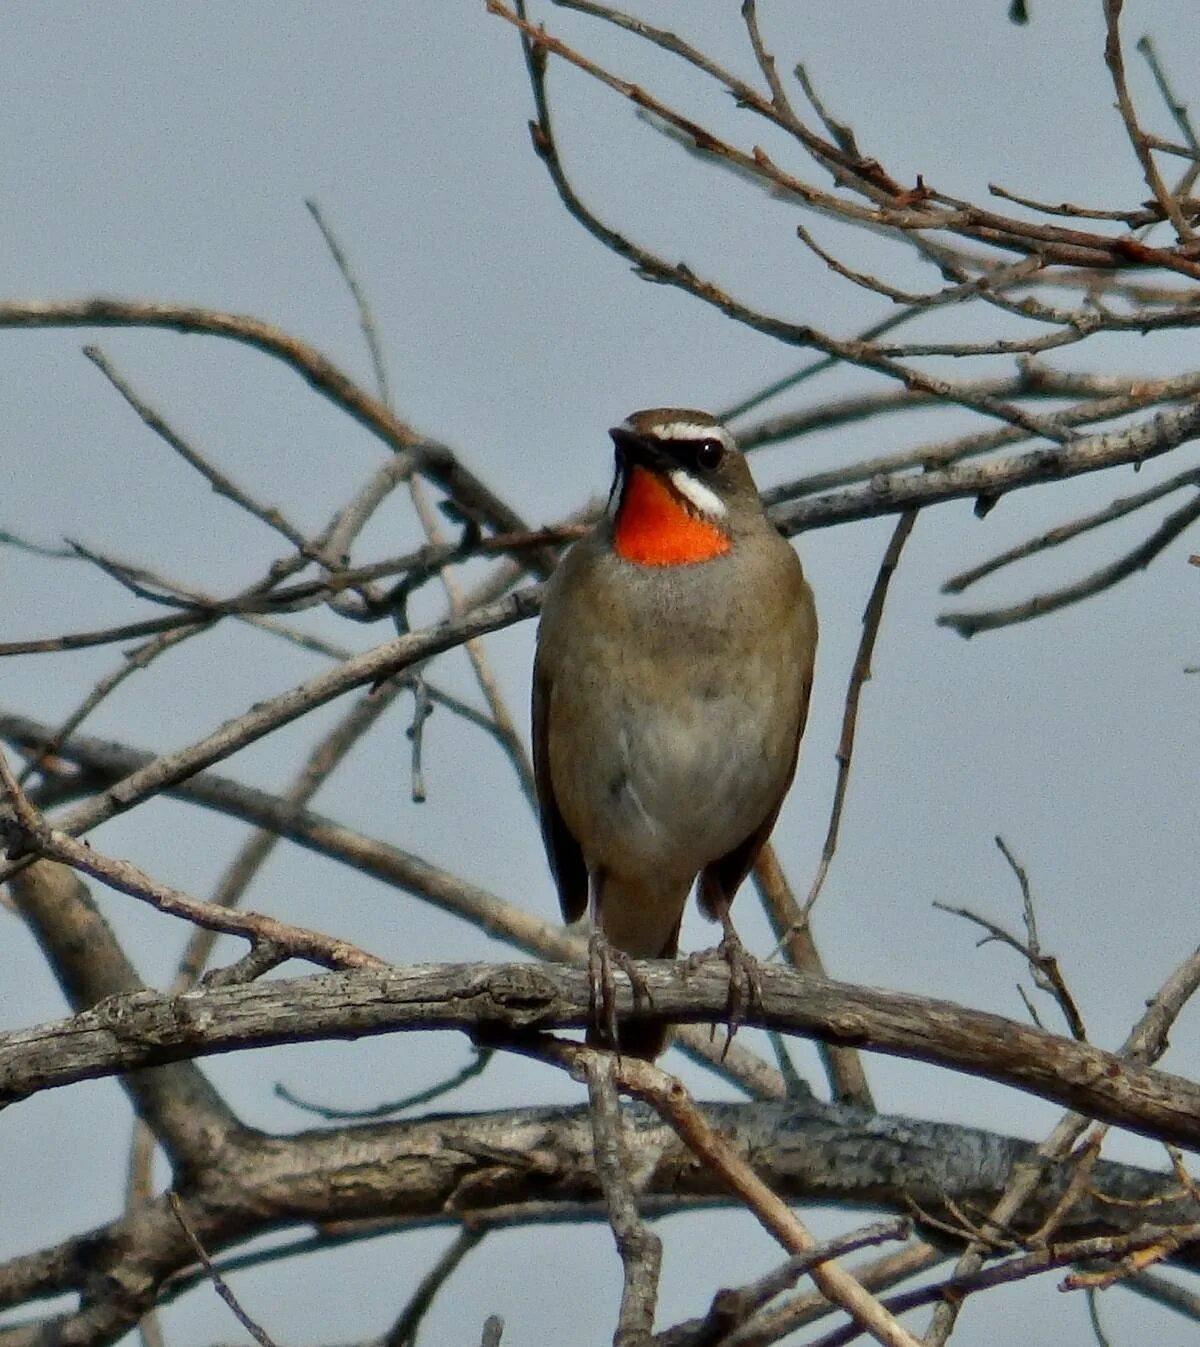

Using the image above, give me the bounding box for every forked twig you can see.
[939,488,1200,637]
[934,835,1086,1041]
[1103,1,1195,242]
[921,943,1200,1345]
[507,1038,923,1347]
[942,464,1200,594]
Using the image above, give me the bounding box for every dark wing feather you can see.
[532,660,589,923]
[698,666,814,920]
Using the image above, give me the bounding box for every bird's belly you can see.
[555,685,785,881]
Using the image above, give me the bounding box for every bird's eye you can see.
[695,438,724,470]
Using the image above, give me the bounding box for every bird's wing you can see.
[698,660,814,920]
[532,657,589,924]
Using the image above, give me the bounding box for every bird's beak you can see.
[609,425,668,472]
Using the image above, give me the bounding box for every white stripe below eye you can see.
[605,472,621,520]
[670,469,727,518]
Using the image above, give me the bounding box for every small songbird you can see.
[533,409,818,1058]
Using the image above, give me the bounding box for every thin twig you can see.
[1136,34,1200,202]
[1030,1126,1109,1245]
[650,1219,911,1347]
[305,199,392,408]
[384,1227,486,1347]
[1125,1266,1200,1319]
[167,1193,279,1347]
[742,0,800,125]
[83,345,308,548]
[1137,36,1200,157]
[1103,0,1195,242]
[800,510,917,917]
[938,488,1200,637]
[942,464,1200,594]
[276,1049,493,1121]
[0,744,383,970]
[796,223,1046,309]
[0,528,79,559]
[933,837,1086,1041]
[752,844,874,1109]
[1086,1288,1115,1347]
[988,181,1158,224]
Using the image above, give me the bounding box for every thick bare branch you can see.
[4,860,239,1166]
[3,1093,1195,1347]
[4,961,1200,1150]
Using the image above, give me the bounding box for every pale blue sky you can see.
[3,5,1199,1344]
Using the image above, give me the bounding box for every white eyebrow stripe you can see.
[670,469,727,518]
[651,421,734,447]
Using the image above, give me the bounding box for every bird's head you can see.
[606,409,760,567]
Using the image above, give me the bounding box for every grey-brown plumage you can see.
[533,409,817,1058]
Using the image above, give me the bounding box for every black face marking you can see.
[608,772,627,801]
[654,434,726,477]
[608,422,734,507]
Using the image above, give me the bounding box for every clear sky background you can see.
[2,4,1199,1345]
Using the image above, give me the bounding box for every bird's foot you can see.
[587,932,655,1054]
[687,920,764,1058]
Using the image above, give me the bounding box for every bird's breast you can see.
[544,560,809,880]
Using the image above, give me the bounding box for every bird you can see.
[532,408,818,1059]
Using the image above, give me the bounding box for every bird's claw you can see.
[687,923,764,1058]
[587,932,654,1054]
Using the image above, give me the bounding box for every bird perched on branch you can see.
[533,408,818,1058]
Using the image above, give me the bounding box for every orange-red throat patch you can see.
[613,465,731,566]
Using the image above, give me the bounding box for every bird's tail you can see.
[587,1015,673,1062]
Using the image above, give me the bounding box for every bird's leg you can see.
[587,931,621,1049]
[689,898,764,1057]
[587,931,654,1053]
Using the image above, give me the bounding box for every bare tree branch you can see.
[4,959,1200,1150]
[0,298,532,540]
[585,1054,663,1344]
